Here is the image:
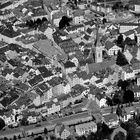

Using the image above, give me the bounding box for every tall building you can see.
[95,45,103,63]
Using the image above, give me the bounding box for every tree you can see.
[117,34,123,46]
[13,135,17,140]
[123,90,134,104]
[59,16,72,29]
[34,136,43,140]
[116,104,122,117]
[44,128,48,135]
[42,17,47,22]
[114,131,126,140]
[18,135,21,139]
[3,137,8,140]
[20,117,28,126]
[116,50,129,66]
[0,118,5,130]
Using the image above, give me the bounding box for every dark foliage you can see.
[34,136,43,140]
[13,135,17,140]
[123,90,134,103]
[20,117,28,126]
[3,137,8,140]
[124,37,136,46]
[44,128,48,135]
[59,16,72,29]
[116,50,129,66]
[114,131,126,140]
[112,93,122,105]
[0,118,5,130]
[117,80,129,91]
[26,17,47,30]
[121,120,138,140]
[116,34,124,46]
[112,2,124,11]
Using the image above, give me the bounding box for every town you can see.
[0,0,140,140]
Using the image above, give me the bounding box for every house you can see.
[83,20,95,30]
[110,127,127,140]
[95,79,104,88]
[121,65,135,81]
[132,62,140,74]
[95,92,107,108]
[59,39,79,54]
[37,66,53,80]
[73,9,85,25]
[103,113,119,128]
[136,74,140,86]
[55,124,71,140]
[66,73,81,87]
[57,94,71,109]
[41,88,53,104]
[65,24,84,34]
[122,106,135,122]
[27,116,37,124]
[63,61,77,74]
[132,84,140,99]
[75,121,97,136]
[86,57,116,74]
[105,41,122,56]
[46,101,60,115]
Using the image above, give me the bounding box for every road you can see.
[0,111,91,139]
[1,101,140,139]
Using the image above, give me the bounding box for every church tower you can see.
[95,43,103,63]
[94,24,103,63]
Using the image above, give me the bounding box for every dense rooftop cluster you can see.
[0,0,140,140]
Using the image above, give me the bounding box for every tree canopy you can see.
[0,118,5,130]
[123,90,134,103]
[59,16,72,30]
[116,50,129,66]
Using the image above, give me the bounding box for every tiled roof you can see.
[103,113,118,123]
[86,28,93,34]
[87,57,116,73]
[64,61,75,68]
[123,29,135,36]
[105,40,114,50]
[73,9,84,17]
[83,34,90,41]
[84,20,95,26]
[66,24,84,32]
[47,77,64,87]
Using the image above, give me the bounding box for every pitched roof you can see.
[86,28,93,34]
[105,40,114,50]
[73,9,84,17]
[103,113,118,123]
[87,57,116,73]
[64,61,75,68]
[83,34,90,41]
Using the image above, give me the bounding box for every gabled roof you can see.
[95,92,105,101]
[87,57,116,73]
[123,30,135,36]
[86,28,93,34]
[83,34,90,41]
[105,40,114,50]
[79,41,85,46]
[64,61,76,68]
[103,113,118,123]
